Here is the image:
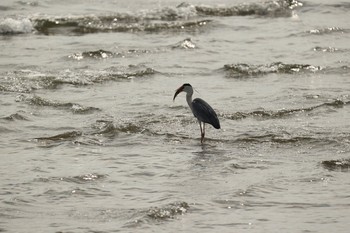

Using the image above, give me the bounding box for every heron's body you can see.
[173,83,220,143]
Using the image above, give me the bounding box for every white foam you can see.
[0,18,34,34]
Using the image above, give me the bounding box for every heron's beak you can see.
[173,86,183,101]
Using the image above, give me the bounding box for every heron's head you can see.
[173,83,193,101]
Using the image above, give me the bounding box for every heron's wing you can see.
[192,98,220,129]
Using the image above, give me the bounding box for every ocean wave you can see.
[234,132,349,146]
[0,17,34,34]
[33,129,111,147]
[307,27,350,35]
[16,94,100,114]
[171,38,197,49]
[68,38,196,61]
[0,112,28,121]
[68,49,114,60]
[223,62,322,78]
[0,1,303,36]
[34,130,82,142]
[195,0,302,17]
[33,15,211,35]
[29,0,300,35]
[321,159,350,172]
[313,46,344,53]
[68,49,152,60]
[224,99,350,120]
[54,66,156,85]
[125,201,189,227]
[39,186,111,200]
[0,70,63,93]
[35,173,108,184]
[91,120,145,138]
[31,119,146,147]
[146,201,189,220]
[0,66,156,93]
[31,3,200,35]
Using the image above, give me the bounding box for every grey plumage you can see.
[192,98,220,129]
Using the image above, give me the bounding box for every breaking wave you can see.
[125,201,189,227]
[68,49,114,60]
[0,17,34,34]
[0,1,303,36]
[68,49,152,60]
[25,0,302,35]
[307,27,350,35]
[313,46,349,53]
[223,62,322,78]
[171,38,197,49]
[146,201,189,220]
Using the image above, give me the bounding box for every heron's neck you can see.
[186,92,193,110]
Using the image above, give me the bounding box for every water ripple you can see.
[1,112,28,121]
[223,99,350,120]
[124,201,189,227]
[16,94,100,114]
[35,173,108,184]
[0,65,156,93]
[34,130,82,142]
[321,159,350,172]
[307,27,350,35]
[223,62,322,78]
[195,0,302,17]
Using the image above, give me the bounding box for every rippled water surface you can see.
[1,0,350,232]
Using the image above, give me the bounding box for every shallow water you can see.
[1,0,350,232]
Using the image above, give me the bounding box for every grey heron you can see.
[173,83,220,143]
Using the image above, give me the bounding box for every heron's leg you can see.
[198,121,204,143]
[201,123,206,143]
[200,122,205,143]
[203,123,205,138]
